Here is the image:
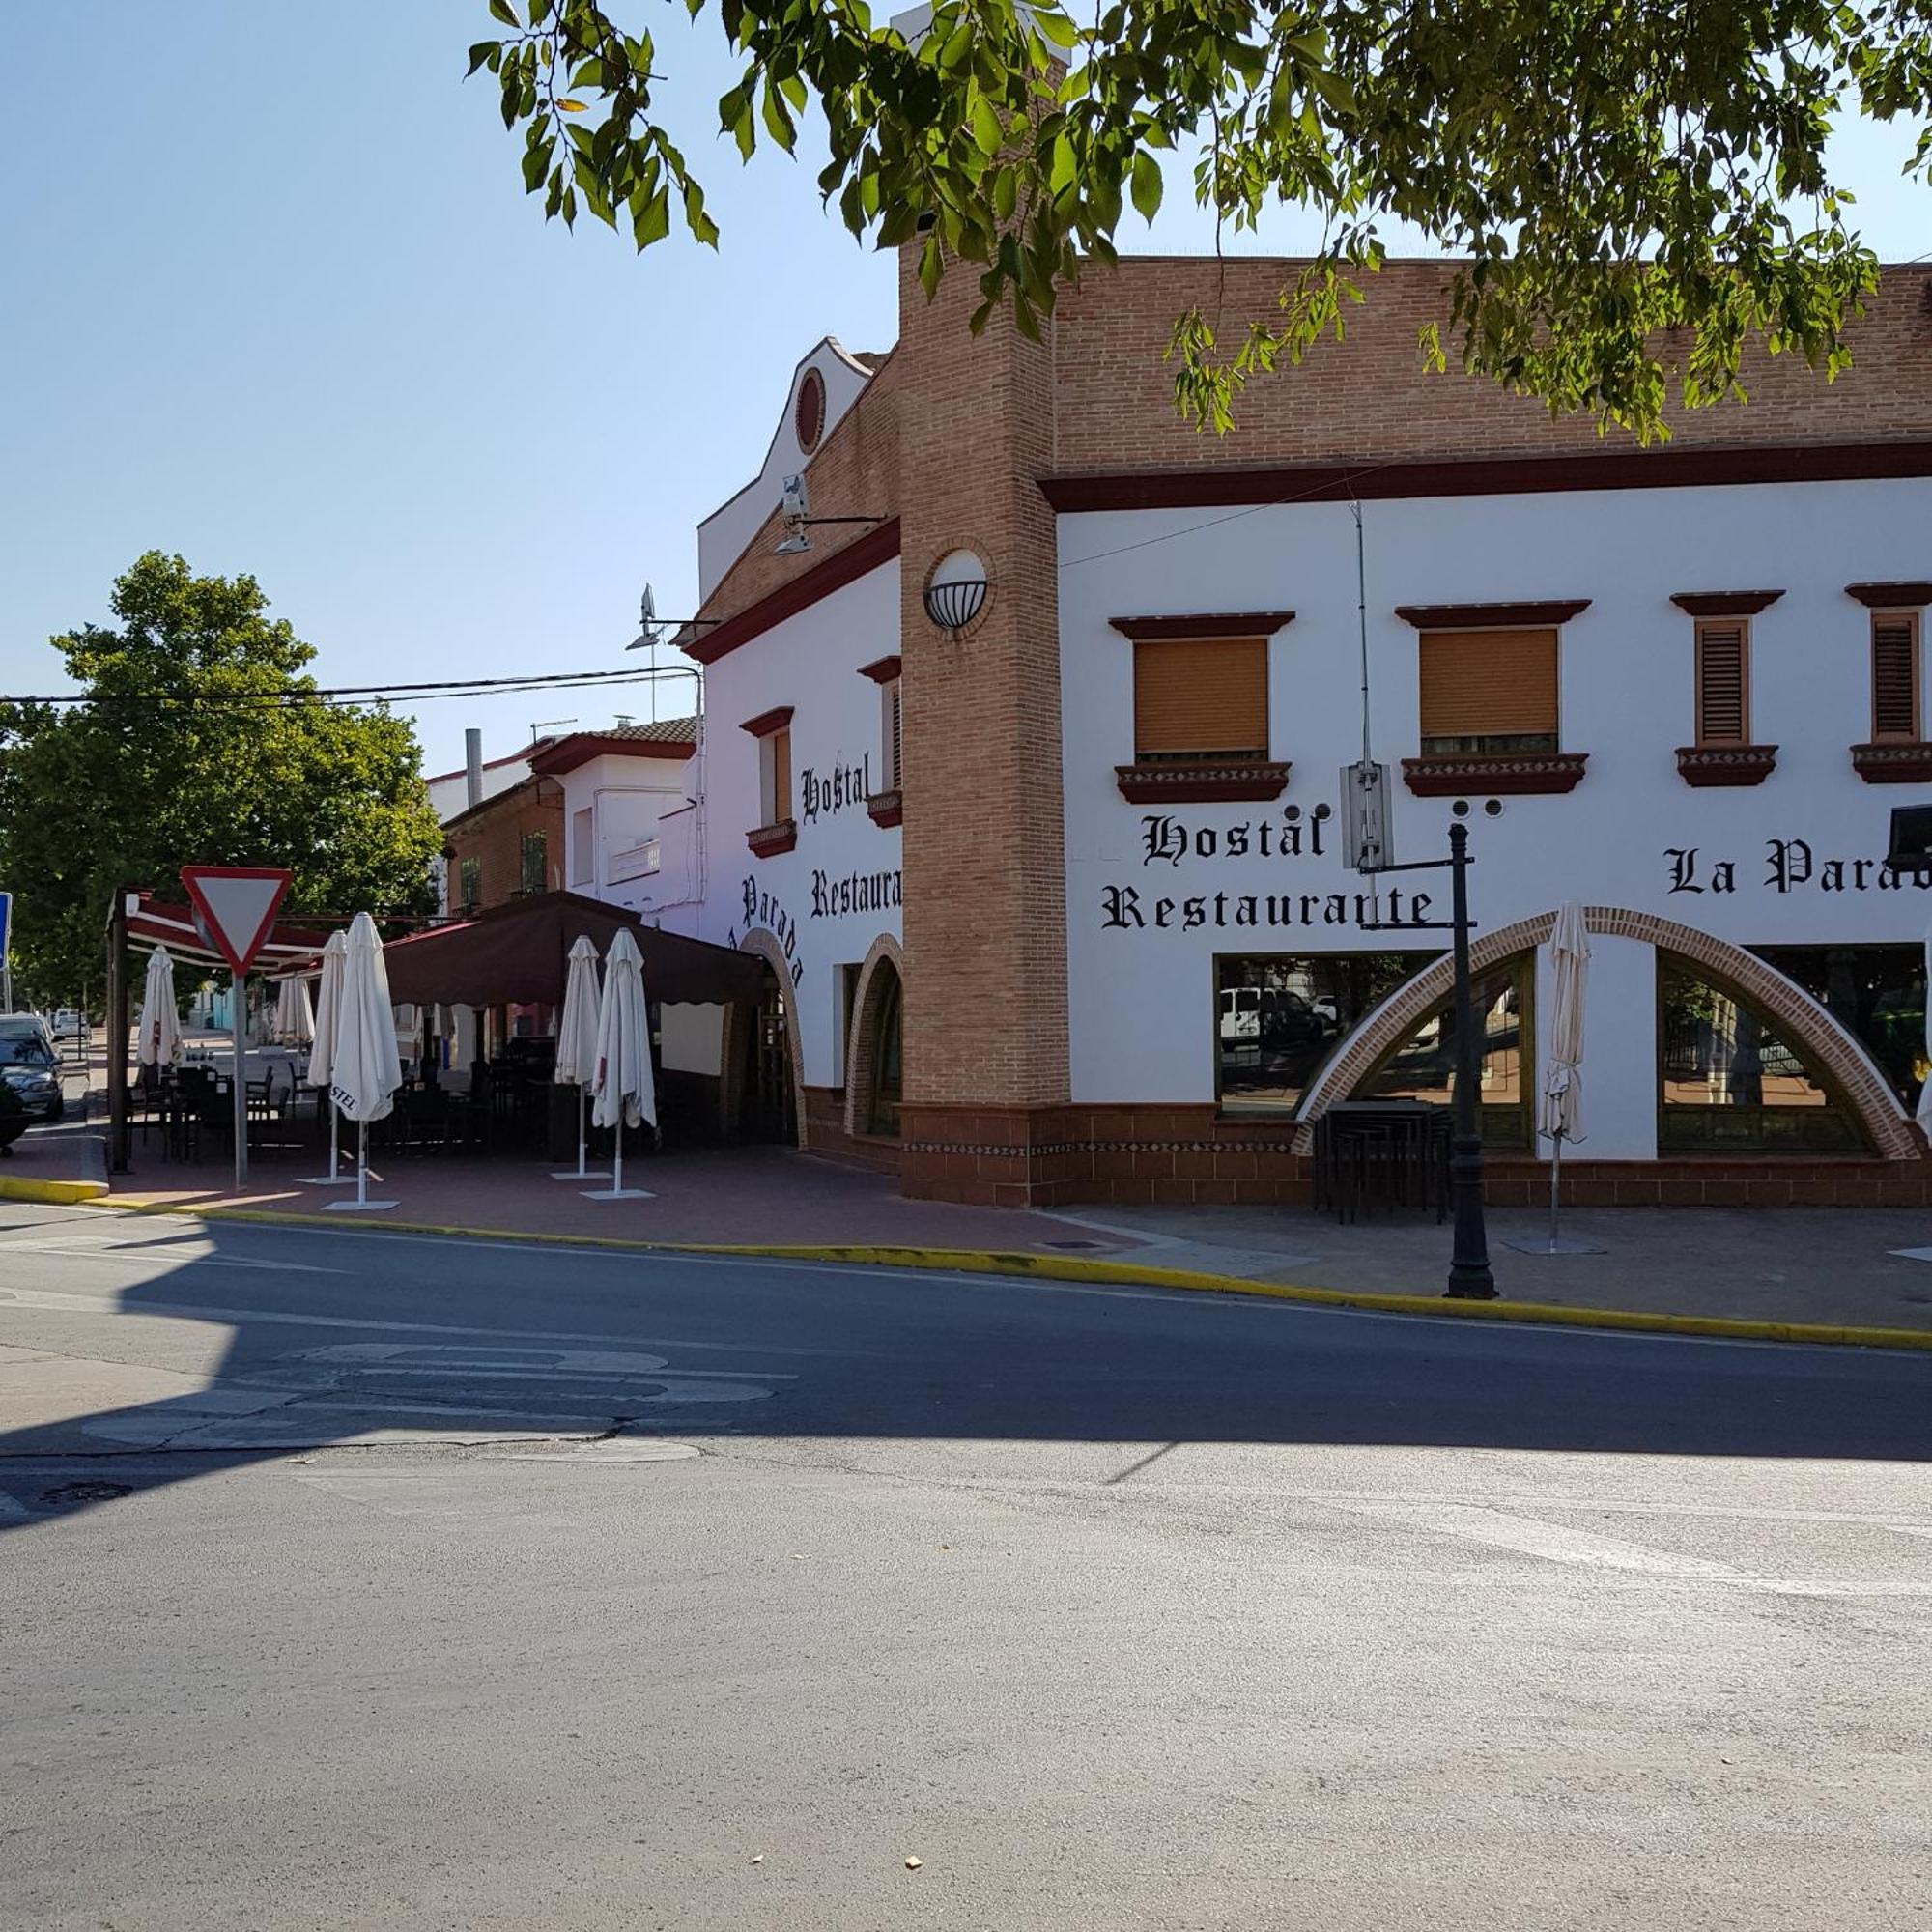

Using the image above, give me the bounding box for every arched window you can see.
[1658,955,1862,1152]
[1353,952,1533,1148]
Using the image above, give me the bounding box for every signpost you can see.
[0,891,13,1013]
[180,867,292,1189]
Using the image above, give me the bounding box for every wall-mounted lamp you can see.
[923,549,988,633]
[770,473,889,556]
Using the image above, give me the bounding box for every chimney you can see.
[614,714,633,729]
[464,728,483,810]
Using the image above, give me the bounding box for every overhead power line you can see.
[0,664,700,712]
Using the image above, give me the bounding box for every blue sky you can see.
[2,2,1925,776]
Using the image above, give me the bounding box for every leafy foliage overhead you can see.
[0,554,443,1007]
[468,0,1931,438]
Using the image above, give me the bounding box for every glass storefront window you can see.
[1353,954,1533,1148]
[1751,945,1926,1113]
[1658,955,1861,1152]
[1214,953,1427,1113]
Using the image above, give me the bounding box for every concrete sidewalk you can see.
[12,1063,1932,1339]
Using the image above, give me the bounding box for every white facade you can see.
[554,751,701,923]
[1056,476,1932,1156]
[693,559,903,1091]
[696,340,879,602]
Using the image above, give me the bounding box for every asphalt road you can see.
[1,1200,1928,1930]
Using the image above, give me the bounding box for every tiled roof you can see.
[603,716,700,742]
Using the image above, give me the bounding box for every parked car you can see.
[0,1012,57,1059]
[50,1008,85,1040]
[0,1030,63,1122]
[0,1080,27,1154]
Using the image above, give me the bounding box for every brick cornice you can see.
[1670,590,1785,617]
[739,705,794,739]
[857,653,902,683]
[1396,600,1590,629]
[1040,441,1932,514]
[1108,611,1294,641]
[1846,581,1932,608]
[687,519,902,665]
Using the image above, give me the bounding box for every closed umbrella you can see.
[137,947,182,1070]
[272,973,314,1049]
[299,931,354,1186]
[584,927,655,1201]
[552,934,610,1182]
[1522,900,1598,1256]
[323,913,402,1213]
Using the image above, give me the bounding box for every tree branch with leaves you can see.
[468,0,1932,440]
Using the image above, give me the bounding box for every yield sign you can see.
[180,866,293,977]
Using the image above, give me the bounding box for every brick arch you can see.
[736,929,807,1150]
[843,932,906,1139]
[1293,906,1915,1160]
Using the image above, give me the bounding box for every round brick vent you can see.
[794,368,825,454]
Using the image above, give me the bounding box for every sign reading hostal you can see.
[179,867,293,977]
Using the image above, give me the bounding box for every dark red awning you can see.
[380,891,768,1009]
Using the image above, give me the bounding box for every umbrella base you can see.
[324,1198,399,1213]
[582,1187,654,1201]
[1503,1236,1603,1256]
[552,1169,612,1181]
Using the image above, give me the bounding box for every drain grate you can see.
[39,1481,132,1510]
[1038,1239,1110,1251]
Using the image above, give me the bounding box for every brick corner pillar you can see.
[895,240,1070,1206]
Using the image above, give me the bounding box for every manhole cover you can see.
[39,1481,132,1510]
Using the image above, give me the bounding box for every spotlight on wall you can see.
[923,549,989,633]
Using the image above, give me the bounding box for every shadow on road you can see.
[1,1208,1928,1530]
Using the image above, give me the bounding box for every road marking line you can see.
[0,1286,847,1357]
[0,1237,343,1274]
[1331,1500,1932,1597]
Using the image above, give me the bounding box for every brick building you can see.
[662,244,1932,1208]
[441,777,566,917]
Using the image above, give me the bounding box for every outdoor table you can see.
[1313,1100,1450,1224]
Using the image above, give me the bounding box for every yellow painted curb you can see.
[0,1175,111,1207]
[81,1196,1932,1354]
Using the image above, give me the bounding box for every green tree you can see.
[0,553,443,1009]
[465,0,1930,438]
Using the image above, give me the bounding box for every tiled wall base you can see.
[896,1104,1932,1209]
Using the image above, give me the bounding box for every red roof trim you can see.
[687,518,902,665]
[740,705,795,739]
[857,653,902,683]
[1042,441,1932,514]
[528,733,697,777]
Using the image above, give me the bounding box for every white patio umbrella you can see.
[323,914,403,1213]
[272,973,314,1050]
[585,927,655,1201]
[299,930,354,1186]
[1524,900,1599,1255]
[137,947,182,1071]
[551,934,610,1182]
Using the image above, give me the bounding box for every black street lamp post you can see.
[1442,821,1496,1298]
[1359,817,1496,1300]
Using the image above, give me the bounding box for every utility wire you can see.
[0,664,699,712]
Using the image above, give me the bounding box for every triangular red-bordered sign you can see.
[180,866,293,978]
